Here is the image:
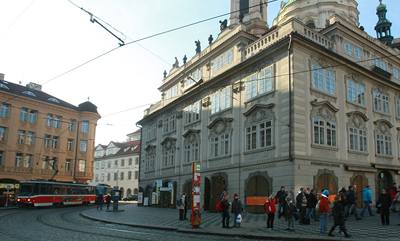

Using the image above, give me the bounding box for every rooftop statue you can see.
[219,19,228,31]
[208,34,214,45]
[172,57,179,68]
[195,40,201,54]
[183,55,187,65]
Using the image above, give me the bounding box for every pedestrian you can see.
[345,185,361,220]
[275,186,287,219]
[328,194,351,238]
[389,183,397,201]
[318,189,330,235]
[221,193,230,228]
[395,186,400,225]
[296,188,308,224]
[231,193,243,228]
[264,195,276,229]
[182,193,188,220]
[96,193,104,211]
[283,197,296,231]
[105,194,111,211]
[177,194,185,221]
[360,185,374,217]
[377,189,392,225]
[306,189,318,221]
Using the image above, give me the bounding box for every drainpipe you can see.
[73,121,80,183]
[288,34,293,163]
[136,123,143,198]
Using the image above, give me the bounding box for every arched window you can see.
[311,103,338,148]
[374,120,393,156]
[306,20,316,29]
[183,131,200,163]
[347,112,368,152]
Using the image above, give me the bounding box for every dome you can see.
[275,0,359,29]
[78,101,98,113]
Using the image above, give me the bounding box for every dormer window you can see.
[48,97,60,103]
[22,91,36,97]
[0,83,9,90]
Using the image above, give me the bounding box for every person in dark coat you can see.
[221,193,230,228]
[377,189,392,225]
[283,197,296,231]
[345,185,361,220]
[296,188,308,224]
[328,194,351,238]
[105,194,111,211]
[275,186,287,218]
[306,189,317,221]
[231,193,243,227]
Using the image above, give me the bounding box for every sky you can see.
[0,0,399,145]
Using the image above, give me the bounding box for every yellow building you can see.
[0,73,100,205]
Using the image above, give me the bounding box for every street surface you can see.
[0,206,269,241]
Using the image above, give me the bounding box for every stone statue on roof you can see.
[195,40,201,54]
[208,34,214,45]
[172,57,179,68]
[219,19,228,31]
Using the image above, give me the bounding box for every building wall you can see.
[91,154,140,198]
[0,92,99,183]
[139,16,400,209]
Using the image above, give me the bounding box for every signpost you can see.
[191,163,201,228]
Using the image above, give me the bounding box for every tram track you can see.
[35,207,154,241]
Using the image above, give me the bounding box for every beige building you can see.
[0,74,100,205]
[91,130,141,199]
[138,0,400,211]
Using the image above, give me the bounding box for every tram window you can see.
[39,184,50,194]
[20,184,34,195]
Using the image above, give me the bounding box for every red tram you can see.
[16,180,96,207]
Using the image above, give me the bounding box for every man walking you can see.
[360,185,373,217]
[345,185,361,220]
[319,189,330,235]
[275,186,287,219]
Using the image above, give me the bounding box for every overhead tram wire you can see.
[66,0,171,66]
[41,0,279,85]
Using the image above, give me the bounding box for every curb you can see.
[80,211,177,231]
[80,210,345,241]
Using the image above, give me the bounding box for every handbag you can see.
[236,214,242,224]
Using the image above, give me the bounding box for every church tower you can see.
[375,0,393,45]
[230,0,268,36]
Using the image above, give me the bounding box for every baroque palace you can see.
[138,0,400,212]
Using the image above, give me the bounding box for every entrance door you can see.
[210,175,226,212]
[315,172,338,195]
[182,180,192,208]
[245,175,270,213]
[351,175,368,208]
[203,177,211,211]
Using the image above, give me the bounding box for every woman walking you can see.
[264,195,276,229]
[283,197,296,231]
[328,194,351,238]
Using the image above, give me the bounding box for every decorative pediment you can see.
[374,119,393,129]
[182,129,200,138]
[311,100,339,112]
[145,144,156,152]
[208,117,233,135]
[160,136,177,146]
[346,111,369,122]
[243,103,275,117]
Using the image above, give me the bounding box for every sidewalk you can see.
[81,204,400,241]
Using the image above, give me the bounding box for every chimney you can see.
[0,73,4,81]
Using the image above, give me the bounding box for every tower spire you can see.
[375,0,393,45]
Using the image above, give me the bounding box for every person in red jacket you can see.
[318,189,330,234]
[264,195,277,229]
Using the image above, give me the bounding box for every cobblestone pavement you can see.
[81,204,400,241]
[0,206,270,241]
